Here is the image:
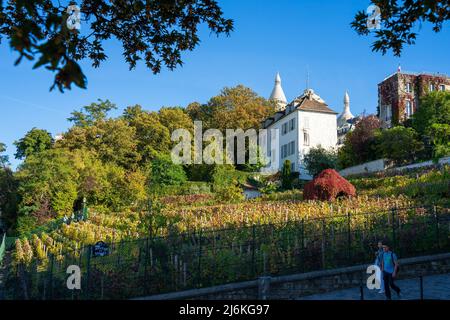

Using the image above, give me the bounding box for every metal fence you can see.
[0,234,6,264]
[6,205,450,300]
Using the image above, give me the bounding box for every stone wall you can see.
[339,156,450,178]
[339,159,387,177]
[136,252,450,300]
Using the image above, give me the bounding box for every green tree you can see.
[304,146,338,177]
[340,115,381,167]
[158,107,193,134]
[74,150,146,210]
[413,91,450,137]
[0,0,233,91]
[0,143,18,229]
[68,99,117,127]
[147,153,187,193]
[412,91,450,159]
[16,148,80,221]
[187,85,275,130]
[352,1,450,56]
[212,164,244,203]
[429,123,450,161]
[123,106,171,163]
[281,160,292,190]
[14,128,53,160]
[0,142,8,167]
[337,143,356,170]
[375,126,424,165]
[15,148,147,232]
[57,118,141,169]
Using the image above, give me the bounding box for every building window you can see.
[406,100,413,118]
[291,162,295,172]
[406,82,412,93]
[282,123,287,135]
[440,84,446,92]
[289,141,295,156]
[430,84,435,92]
[281,144,288,158]
[303,131,310,146]
[290,118,295,131]
[385,105,392,121]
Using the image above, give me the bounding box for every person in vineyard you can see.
[381,243,401,300]
[374,241,385,294]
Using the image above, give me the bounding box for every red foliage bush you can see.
[303,169,356,201]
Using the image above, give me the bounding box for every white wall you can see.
[298,111,338,180]
[262,110,338,179]
[339,159,387,177]
[263,111,299,174]
[339,156,450,177]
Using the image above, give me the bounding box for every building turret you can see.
[337,91,354,127]
[269,72,288,111]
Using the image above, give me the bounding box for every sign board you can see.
[92,241,109,257]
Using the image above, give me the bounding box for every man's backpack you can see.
[391,252,400,274]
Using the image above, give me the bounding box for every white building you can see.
[262,74,338,180]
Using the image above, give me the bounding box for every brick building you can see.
[378,71,450,128]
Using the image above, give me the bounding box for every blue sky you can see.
[1,0,449,169]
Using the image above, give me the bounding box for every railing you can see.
[358,275,439,300]
[5,205,450,300]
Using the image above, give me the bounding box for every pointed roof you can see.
[262,88,337,129]
[344,91,350,104]
[337,91,354,127]
[269,72,287,104]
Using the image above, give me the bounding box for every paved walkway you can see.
[299,273,450,300]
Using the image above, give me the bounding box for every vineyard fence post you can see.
[301,218,305,272]
[433,204,440,251]
[85,245,92,299]
[18,264,29,300]
[48,254,54,299]
[391,208,396,251]
[347,212,351,262]
[197,229,202,288]
[252,224,256,277]
[321,219,326,269]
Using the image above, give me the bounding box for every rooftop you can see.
[382,71,450,82]
[263,89,337,128]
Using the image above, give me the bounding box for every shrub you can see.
[212,164,244,203]
[303,169,356,201]
[303,146,338,177]
[148,153,187,191]
[281,160,292,189]
[375,126,424,165]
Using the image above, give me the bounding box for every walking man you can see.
[375,241,385,294]
[381,243,401,300]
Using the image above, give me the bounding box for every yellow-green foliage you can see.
[350,165,449,205]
